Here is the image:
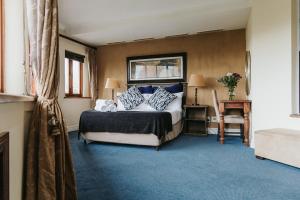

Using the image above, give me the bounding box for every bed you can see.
[80,51,187,149]
[79,82,187,150]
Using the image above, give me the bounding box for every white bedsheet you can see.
[116,92,183,124]
[166,109,182,125]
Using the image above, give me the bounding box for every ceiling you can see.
[58,0,251,46]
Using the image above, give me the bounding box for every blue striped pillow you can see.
[119,86,145,110]
[146,88,177,111]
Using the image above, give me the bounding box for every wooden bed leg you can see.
[84,139,87,144]
[77,132,81,140]
[255,155,265,160]
[156,146,160,151]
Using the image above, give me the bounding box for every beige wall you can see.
[246,0,300,147]
[58,37,91,131]
[97,29,246,115]
[0,102,33,200]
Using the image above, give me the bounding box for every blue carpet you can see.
[69,133,300,200]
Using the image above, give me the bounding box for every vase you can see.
[228,88,235,100]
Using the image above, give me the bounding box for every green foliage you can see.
[217,72,242,92]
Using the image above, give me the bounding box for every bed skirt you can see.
[80,120,183,147]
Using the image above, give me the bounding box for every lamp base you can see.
[193,88,198,106]
[112,89,115,101]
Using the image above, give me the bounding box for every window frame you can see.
[0,0,4,93]
[65,58,83,98]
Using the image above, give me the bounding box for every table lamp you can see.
[188,74,206,105]
[105,78,120,100]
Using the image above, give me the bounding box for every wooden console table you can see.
[219,100,251,146]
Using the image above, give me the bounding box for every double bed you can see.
[79,51,187,150]
[79,82,186,150]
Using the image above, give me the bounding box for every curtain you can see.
[24,0,77,199]
[87,48,98,107]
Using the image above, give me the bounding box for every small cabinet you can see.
[184,105,208,136]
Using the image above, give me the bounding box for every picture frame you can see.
[245,51,251,96]
[127,52,187,84]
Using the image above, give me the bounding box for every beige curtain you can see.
[87,48,98,106]
[24,0,77,199]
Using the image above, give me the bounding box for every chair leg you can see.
[240,124,244,142]
[217,124,220,141]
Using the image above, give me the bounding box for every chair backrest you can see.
[211,90,220,122]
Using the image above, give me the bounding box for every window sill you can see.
[0,93,35,104]
[290,114,300,118]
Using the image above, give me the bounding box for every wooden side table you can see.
[183,105,209,136]
[219,100,251,146]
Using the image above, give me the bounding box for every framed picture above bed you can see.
[127,52,187,84]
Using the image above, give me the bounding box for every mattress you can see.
[125,109,182,125]
[167,109,182,125]
[119,109,182,125]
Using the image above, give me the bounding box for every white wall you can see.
[58,37,91,131]
[246,0,300,147]
[4,0,25,95]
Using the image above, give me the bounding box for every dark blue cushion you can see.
[138,85,153,94]
[164,83,183,93]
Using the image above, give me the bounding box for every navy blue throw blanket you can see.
[79,110,173,139]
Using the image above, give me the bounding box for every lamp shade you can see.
[105,78,120,89]
[188,74,206,87]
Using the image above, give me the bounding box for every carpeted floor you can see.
[69,132,300,200]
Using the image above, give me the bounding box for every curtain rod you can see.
[59,34,97,50]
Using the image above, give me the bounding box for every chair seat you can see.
[224,115,244,124]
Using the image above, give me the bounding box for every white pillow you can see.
[165,92,183,112]
[131,94,155,111]
[117,92,126,111]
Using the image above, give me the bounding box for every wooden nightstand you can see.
[183,105,209,136]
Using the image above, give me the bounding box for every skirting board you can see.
[208,128,240,135]
[66,126,239,135]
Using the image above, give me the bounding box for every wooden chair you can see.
[211,90,244,141]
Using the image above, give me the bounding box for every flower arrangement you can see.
[217,72,242,100]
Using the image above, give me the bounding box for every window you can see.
[0,0,3,92]
[65,53,84,97]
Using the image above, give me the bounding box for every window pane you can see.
[72,60,80,94]
[64,58,69,94]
